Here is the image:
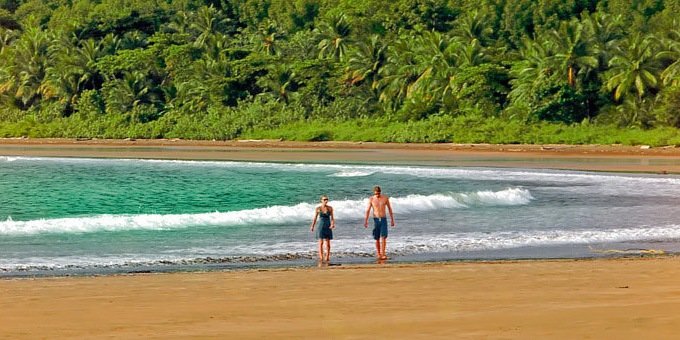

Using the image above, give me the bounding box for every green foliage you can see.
[393,0,459,32]
[446,63,509,116]
[0,0,21,13]
[233,0,271,28]
[242,114,680,146]
[0,0,678,145]
[531,85,588,123]
[14,0,53,27]
[605,32,661,102]
[652,85,680,127]
[268,0,319,32]
[0,8,20,29]
[316,13,351,60]
[73,0,172,39]
[73,89,104,118]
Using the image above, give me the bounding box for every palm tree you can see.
[379,30,461,115]
[451,9,494,46]
[190,5,229,49]
[43,36,105,114]
[0,27,19,55]
[659,21,680,87]
[104,70,160,119]
[203,32,230,62]
[253,20,284,56]
[0,63,16,104]
[257,64,297,103]
[453,38,487,68]
[606,33,662,102]
[0,29,18,102]
[100,33,123,55]
[508,38,556,105]
[317,14,351,60]
[344,35,388,95]
[378,36,421,111]
[75,38,104,90]
[547,19,598,88]
[167,10,191,34]
[382,26,500,115]
[408,30,459,103]
[9,26,53,108]
[581,12,625,71]
[173,78,210,113]
[171,56,232,113]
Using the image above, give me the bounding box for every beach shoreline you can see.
[2,138,680,337]
[3,137,680,155]
[2,137,680,173]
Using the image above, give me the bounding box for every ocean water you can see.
[1,156,680,277]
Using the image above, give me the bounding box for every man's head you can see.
[373,185,381,196]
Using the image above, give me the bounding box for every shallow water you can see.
[1,156,679,276]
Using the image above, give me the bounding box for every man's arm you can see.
[386,197,395,227]
[364,199,372,228]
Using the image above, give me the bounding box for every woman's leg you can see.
[318,239,324,261]
[324,239,331,262]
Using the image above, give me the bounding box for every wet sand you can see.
[1,138,679,173]
[2,258,680,338]
[2,138,680,338]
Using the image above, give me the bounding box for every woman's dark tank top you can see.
[317,209,331,228]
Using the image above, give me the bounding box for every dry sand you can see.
[2,138,680,338]
[2,259,680,338]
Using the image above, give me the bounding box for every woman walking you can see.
[310,195,335,263]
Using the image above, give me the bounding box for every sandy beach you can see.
[2,138,680,338]
[2,258,680,338]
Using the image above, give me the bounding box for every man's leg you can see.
[380,237,387,259]
[373,220,382,258]
[380,218,388,259]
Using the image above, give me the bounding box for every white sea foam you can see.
[328,170,375,177]
[215,224,680,255]
[0,188,531,235]
[139,159,680,186]
[6,156,680,186]
[163,224,680,255]
[2,224,679,272]
[385,225,680,253]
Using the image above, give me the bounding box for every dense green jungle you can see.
[1,0,680,145]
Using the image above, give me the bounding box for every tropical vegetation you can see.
[1,0,680,145]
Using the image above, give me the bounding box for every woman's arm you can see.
[329,206,336,229]
[310,207,319,231]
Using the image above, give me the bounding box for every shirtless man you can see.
[364,185,395,260]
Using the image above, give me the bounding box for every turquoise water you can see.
[1,156,680,276]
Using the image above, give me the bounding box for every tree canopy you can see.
[1,0,680,142]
